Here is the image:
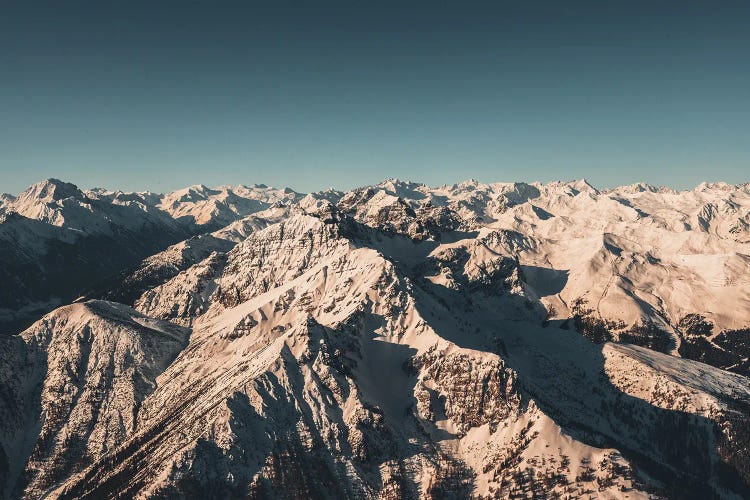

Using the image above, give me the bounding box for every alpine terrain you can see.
[1,177,750,499]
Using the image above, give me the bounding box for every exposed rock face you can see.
[93,206,291,306]
[413,347,521,435]
[337,186,465,240]
[1,178,750,499]
[0,301,188,499]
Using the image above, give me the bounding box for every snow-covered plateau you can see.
[1,177,750,498]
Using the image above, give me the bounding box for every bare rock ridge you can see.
[0,177,749,498]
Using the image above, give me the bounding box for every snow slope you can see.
[1,177,750,499]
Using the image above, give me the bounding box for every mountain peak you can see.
[570,178,598,193]
[20,178,83,202]
[188,183,213,194]
[695,181,735,192]
[377,177,423,189]
[628,181,656,192]
[544,178,599,196]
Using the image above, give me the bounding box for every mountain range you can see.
[1,177,749,499]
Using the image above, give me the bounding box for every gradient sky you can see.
[1,0,748,195]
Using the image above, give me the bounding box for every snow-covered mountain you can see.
[156,183,302,230]
[1,177,750,498]
[0,180,301,333]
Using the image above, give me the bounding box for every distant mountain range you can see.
[1,177,750,498]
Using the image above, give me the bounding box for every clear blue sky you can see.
[1,0,748,195]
